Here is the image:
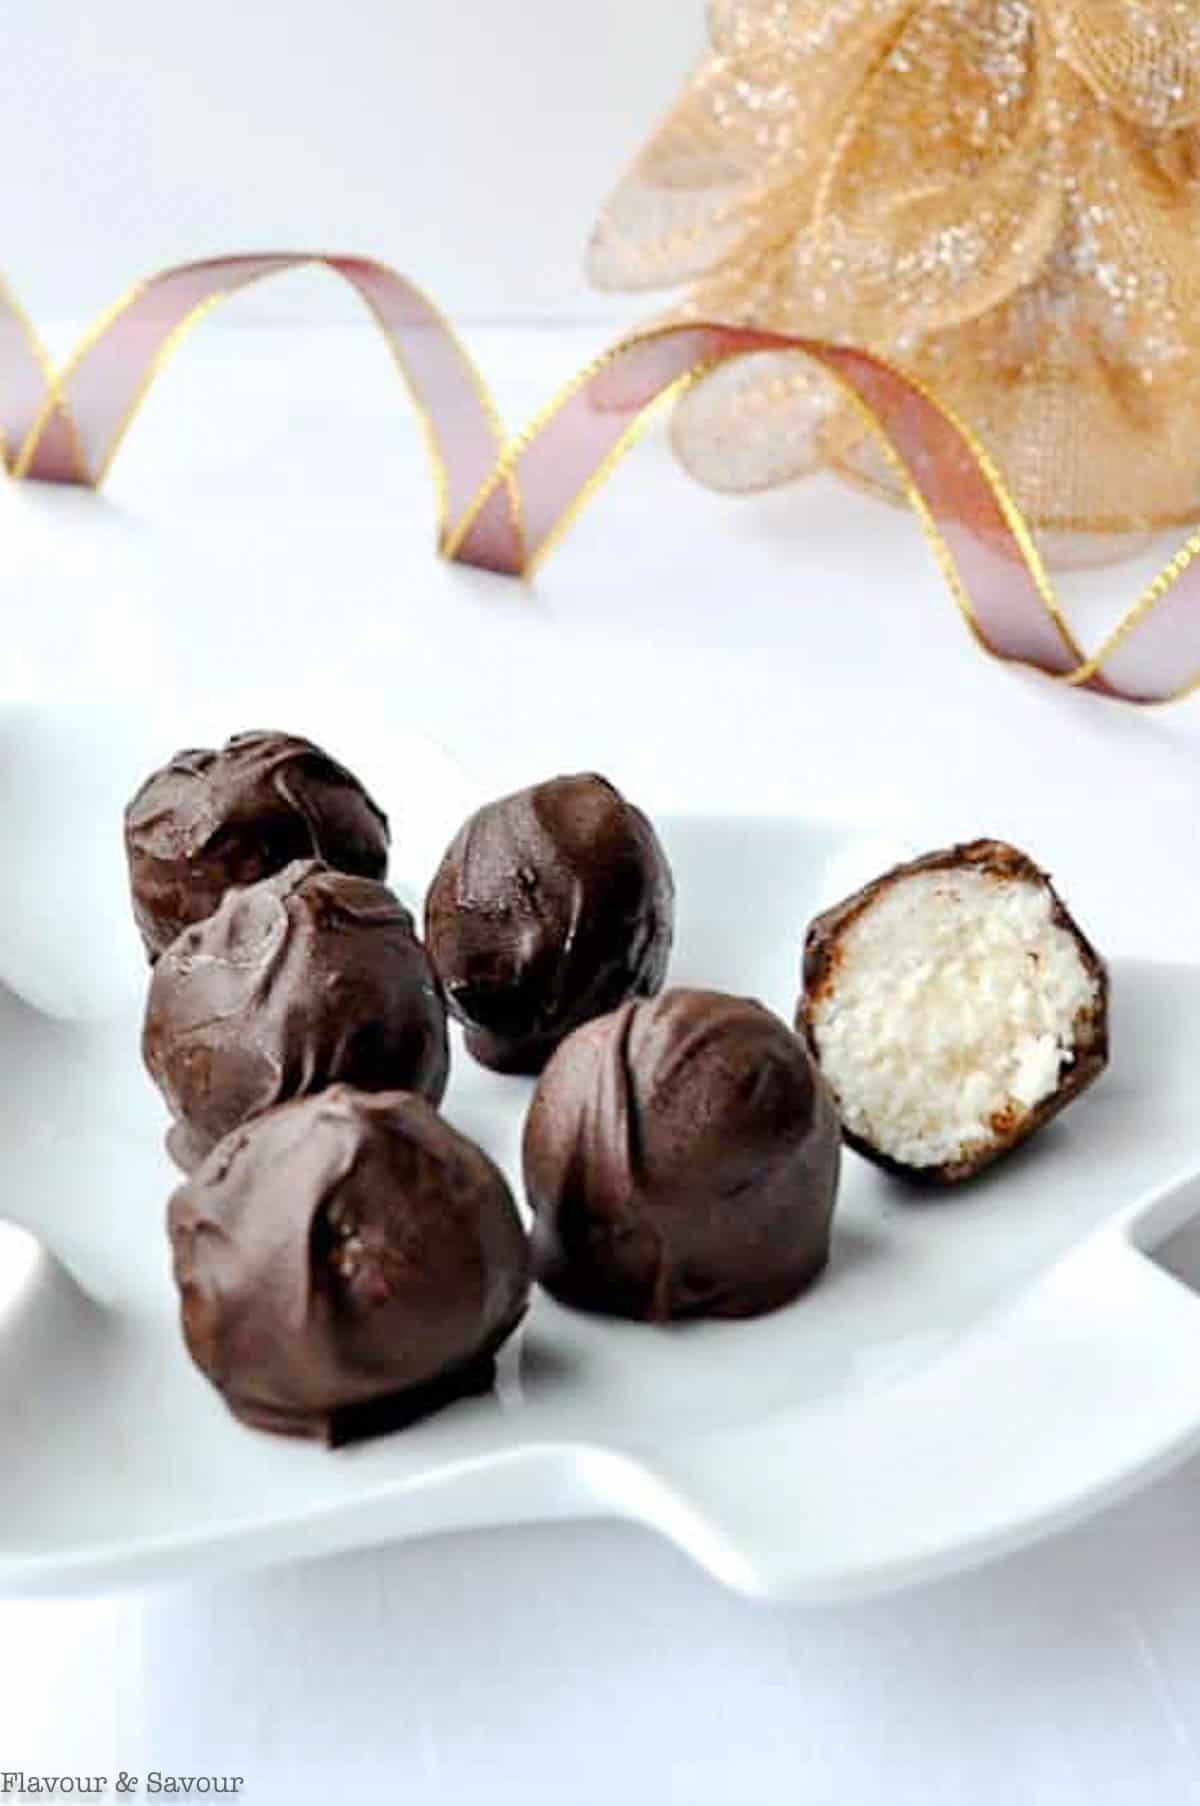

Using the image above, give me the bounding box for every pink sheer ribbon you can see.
[3,252,1198,705]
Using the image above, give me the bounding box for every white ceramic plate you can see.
[3,705,1200,1605]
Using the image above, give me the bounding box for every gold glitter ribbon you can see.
[3,252,1200,704]
[587,0,1200,542]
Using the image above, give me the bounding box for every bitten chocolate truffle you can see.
[168,1086,531,1443]
[125,729,390,960]
[425,773,674,1074]
[524,988,840,1320]
[144,859,448,1173]
[799,839,1108,1183]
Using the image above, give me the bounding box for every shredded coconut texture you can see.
[808,869,1100,1170]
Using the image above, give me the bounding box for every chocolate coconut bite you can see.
[425,773,674,1074]
[125,729,390,960]
[144,859,448,1173]
[799,840,1108,1183]
[524,988,840,1320]
[168,1086,531,1443]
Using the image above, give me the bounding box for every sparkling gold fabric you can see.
[589,0,1200,535]
[8,251,1200,699]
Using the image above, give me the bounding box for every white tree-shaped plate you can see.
[2,703,1199,1604]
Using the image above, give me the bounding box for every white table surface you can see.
[3,322,1200,1803]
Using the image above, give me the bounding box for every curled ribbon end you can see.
[0,252,1196,704]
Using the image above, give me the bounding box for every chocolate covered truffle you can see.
[425,773,674,1074]
[125,729,390,960]
[799,839,1108,1183]
[524,988,840,1320]
[168,1085,531,1442]
[144,859,448,1172]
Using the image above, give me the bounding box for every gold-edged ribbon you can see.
[3,251,1199,705]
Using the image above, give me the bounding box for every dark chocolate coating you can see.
[168,1086,531,1443]
[425,773,674,1074]
[125,729,390,960]
[524,988,840,1321]
[144,859,448,1173]
[798,839,1109,1183]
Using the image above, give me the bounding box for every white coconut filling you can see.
[809,869,1099,1170]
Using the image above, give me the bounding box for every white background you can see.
[0,0,698,324]
[5,4,1200,1803]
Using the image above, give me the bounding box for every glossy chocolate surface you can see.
[169,1086,531,1443]
[144,859,448,1172]
[524,987,840,1320]
[425,773,674,1074]
[125,730,389,960]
